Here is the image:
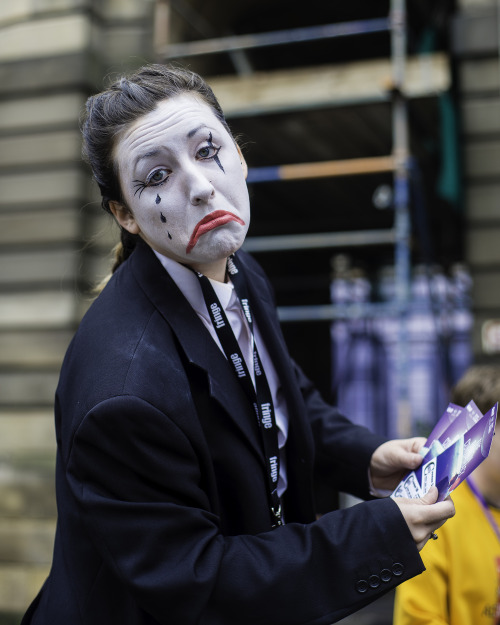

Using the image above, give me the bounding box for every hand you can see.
[393,486,455,550]
[369,437,427,492]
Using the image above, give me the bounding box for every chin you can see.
[219,239,245,259]
[194,233,246,261]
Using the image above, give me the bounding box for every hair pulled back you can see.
[81,64,231,274]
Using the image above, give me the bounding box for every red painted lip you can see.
[186,210,245,254]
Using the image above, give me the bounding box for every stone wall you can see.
[453,0,500,357]
[0,0,154,620]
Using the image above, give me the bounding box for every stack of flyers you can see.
[392,401,498,501]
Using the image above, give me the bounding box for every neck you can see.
[189,257,228,282]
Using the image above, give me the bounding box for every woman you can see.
[21,64,454,625]
[394,365,500,625]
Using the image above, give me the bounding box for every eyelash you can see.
[133,168,170,197]
[197,142,221,160]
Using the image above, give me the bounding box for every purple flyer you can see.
[420,400,483,460]
[392,402,497,501]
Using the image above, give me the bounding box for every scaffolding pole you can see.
[391,0,412,438]
[247,155,395,184]
[157,17,391,60]
[244,229,396,253]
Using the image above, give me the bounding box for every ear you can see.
[109,201,140,235]
[236,145,248,179]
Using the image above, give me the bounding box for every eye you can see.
[147,168,170,186]
[197,144,220,160]
[132,168,170,198]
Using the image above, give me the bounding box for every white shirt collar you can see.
[152,250,236,319]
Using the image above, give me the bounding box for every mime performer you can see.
[21,64,454,625]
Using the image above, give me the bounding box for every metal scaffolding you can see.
[155,0,413,435]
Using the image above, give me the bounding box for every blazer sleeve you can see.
[67,394,424,625]
[291,357,387,501]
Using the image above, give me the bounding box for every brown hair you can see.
[81,63,232,275]
[451,364,500,414]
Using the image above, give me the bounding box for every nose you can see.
[187,165,215,206]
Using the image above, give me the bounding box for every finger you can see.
[416,534,435,551]
[404,452,424,470]
[431,499,456,527]
[418,516,448,550]
[422,499,456,538]
[408,437,427,453]
[415,514,449,550]
[396,439,427,469]
[429,516,448,534]
[419,486,439,505]
[416,537,428,551]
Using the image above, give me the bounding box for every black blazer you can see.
[23,241,423,625]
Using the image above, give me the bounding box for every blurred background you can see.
[0,0,499,622]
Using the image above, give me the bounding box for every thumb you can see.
[401,451,424,470]
[392,440,425,470]
[420,486,439,505]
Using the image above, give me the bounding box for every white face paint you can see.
[111,94,250,279]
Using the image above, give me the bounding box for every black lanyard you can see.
[192,255,283,527]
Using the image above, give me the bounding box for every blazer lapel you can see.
[238,254,300,405]
[128,242,263,459]
[237,253,315,458]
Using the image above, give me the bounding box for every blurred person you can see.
[21,64,454,625]
[394,364,500,625]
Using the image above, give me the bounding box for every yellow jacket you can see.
[394,480,500,624]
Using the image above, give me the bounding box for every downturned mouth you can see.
[186,210,245,254]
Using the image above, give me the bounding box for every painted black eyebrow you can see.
[187,125,205,138]
[134,148,161,168]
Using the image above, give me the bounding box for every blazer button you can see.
[380,568,392,582]
[369,575,380,588]
[355,579,369,593]
[392,562,404,576]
